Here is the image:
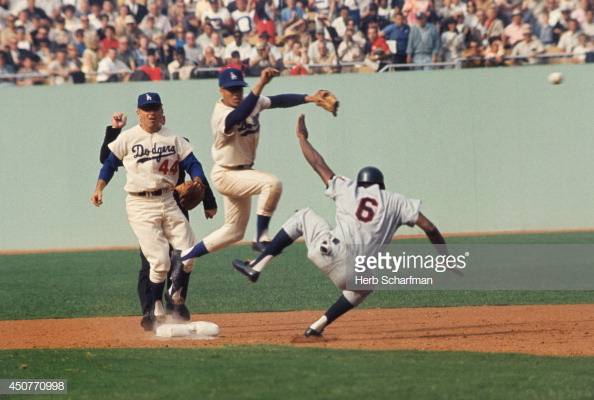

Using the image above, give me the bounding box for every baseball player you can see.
[232,115,447,337]
[99,111,218,330]
[91,92,215,331]
[177,67,333,266]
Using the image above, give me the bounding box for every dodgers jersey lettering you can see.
[325,176,421,257]
[211,96,272,167]
[108,125,192,193]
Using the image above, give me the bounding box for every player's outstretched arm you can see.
[416,212,446,249]
[296,114,335,186]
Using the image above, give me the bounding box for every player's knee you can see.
[149,269,168,284]
[268,178,282,196]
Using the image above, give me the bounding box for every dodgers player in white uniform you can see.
[91,92,211,330]
[232,115,447,337]
[177,67,330,266]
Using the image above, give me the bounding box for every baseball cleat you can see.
[153,300,166,322]
[140,313,154,331]
[304,327,323,337]
[232,259,260,282]
[164,289,191,321]
[251,241,271,253]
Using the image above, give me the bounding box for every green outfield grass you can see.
[0,347,593,400]
[0,232,593,320]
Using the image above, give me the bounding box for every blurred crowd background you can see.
[0,0,593,86]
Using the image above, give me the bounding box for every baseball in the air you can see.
[548,72,563,85]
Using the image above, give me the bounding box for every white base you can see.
[155,321,220,339]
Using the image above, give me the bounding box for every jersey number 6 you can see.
[356,197,378,222]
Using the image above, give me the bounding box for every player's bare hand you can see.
[204,208,217,219]
[296,114,308,140]
[111,112,127,129]
[259,67,279,85]
[91,190,103,207]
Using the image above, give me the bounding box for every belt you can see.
[222,164,253,170]
[129,188,170,197]
[320,238,340,255]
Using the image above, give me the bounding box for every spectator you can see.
[361,3,388,35]
[47,46,70,84]
[485,6,504,40]
[381,12,410,64]
[62,4,80,33]
[184,30,203,65]
[572,32,593,62]
[22,0,47,21]
[137,48,163,80]
[140,15,159,40]
[5,37,21,67]
[0,50,16,85]
[484,36,505,66]
[16,52,45,86]
[582,10,594,38]
[254,3,276,42]
[337,27,364,63]
[461,39,483,67]
[248,40,278,75]
[81,36,99,80]
[197,22,214,49]
[88,3,103,30]
[536,12,556,46]
[201,45,223,70]
[504,9,525,48]
[102,0,116,24]
[114,6,131,36]
[141,2,171,35]
[331,6,350,38]
[116,36,136,69]
[202,0,233,34]
[1,14,17,48]
[402,0,432,26]
[312,36,338,73]
[224,31,252,63]
[406,12,440,67]
[126,0,148,24]
[558,18,580,52]
[96,47,130,82]
[66,42,85,83]
[168,46,195,80]
[511,24,544,64]
[79,14,97,45]
[209,32,226,59]
[100,25,119,55]
[124,15,142,42]
[232,0,255,34]
[308,29,333,62]
[440,17,465,62]
[283,40,310,74]
[51,18,73,48]
[281,0,304,28]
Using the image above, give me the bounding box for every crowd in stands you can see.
[1,0,593,86]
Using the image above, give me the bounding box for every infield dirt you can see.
[1,304,593,356]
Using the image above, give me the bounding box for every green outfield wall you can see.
[1,64,593,251]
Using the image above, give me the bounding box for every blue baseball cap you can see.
[219,68,248,89]
[137,92,162,108]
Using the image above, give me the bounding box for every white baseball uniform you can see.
[282,176,421,289]
[108,124,197,283]
[201,96,283,251]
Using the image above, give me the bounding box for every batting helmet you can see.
[356,166,385,189]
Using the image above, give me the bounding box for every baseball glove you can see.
[175,178,205,210]
[312,90,339,117]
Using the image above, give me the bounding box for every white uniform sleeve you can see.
[256,95,271,111]
[213,105,234,136]
[176,136,193,161]
[393,194,421,227]
[107,132,127,160]
[325,175,352,199]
